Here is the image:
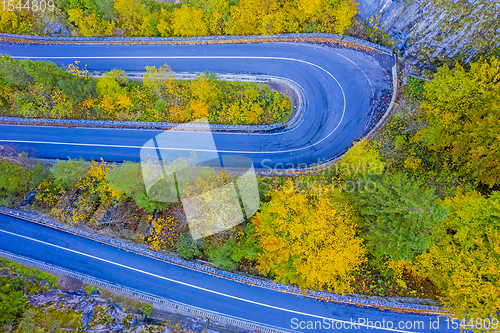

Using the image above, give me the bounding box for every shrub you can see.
[0,276,27,325]
[175,232,204,260]
[50,158,90,190]
[207,238,238,271]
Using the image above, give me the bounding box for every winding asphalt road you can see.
[0,39,454,332]
[0,214,456,332]
[0,41,394,169]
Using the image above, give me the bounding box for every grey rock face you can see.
[43,18,70,37]
[26,290,143,332]
[357,0,500,66]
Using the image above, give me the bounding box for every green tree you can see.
[134,191,169,212]
[0,162,30,200]
[27,164,49,189]
[107,161,169,212]
[207,238,238,270]
[57,76,97,103]
[16,309,43,333]
[230,222,261,262]
[50,158,90,190]
[0,276,26,325]
[0,56,34,89]
[417,190,500,322]
[175,232,204,259]
[419,56,500,187]
[350,172,447,261]
[0,160,46,206]
[107,161,144,200]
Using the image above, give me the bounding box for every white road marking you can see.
[5,55,346,154]
[0,228,417,333]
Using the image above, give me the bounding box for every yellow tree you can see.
[292,0,357,34]
[187,0,231,35]
[253,183,367,293]
[330,0,358,35]
[189,100,210,119]
[260,2,299,34]
[227,0,266,35]
[148,215,178,250]
[169,105,192,123]
[67,9,115,36]
[338,139,385,178]
[419,56,500,187]
[171,5,208,37]
[245,104,263,124]
[0,6,37,34]
[49,88,74,119]
[190,74,220,106]
[96,69,129,116]
[143,64,174,98]
[139,13,160,37]
[294,0,322,26]
[114,0,149,36]
[203,0,231,35]
[227,0,297,36]
[0,7,20,33]
[156,9,172,37]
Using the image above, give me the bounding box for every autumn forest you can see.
[0,0,499,331]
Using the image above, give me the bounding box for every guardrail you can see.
[0,206,443,314]
[0,32,394,55]
[0,249,292,333]
[0,74,305,133]
[364,56,399,141]
[0,32,395,176]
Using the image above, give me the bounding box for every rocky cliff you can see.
[357,0,500,66]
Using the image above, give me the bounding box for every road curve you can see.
[0,41,394,169]
[0,39,458,332]
[0,214,455,333]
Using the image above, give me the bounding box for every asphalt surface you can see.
[0,41,394,169]
[0,41,453,333]
[0,214,458,333]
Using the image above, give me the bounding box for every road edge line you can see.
[0,249,293,333]
[0,207,443,315]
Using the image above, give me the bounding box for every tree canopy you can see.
[50,158,90,191]
[349,172,447,261]
[420,56,500,187]
[416,190,500,320]
[253,183,366,293]
[52,0,359,38]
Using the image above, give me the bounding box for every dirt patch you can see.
[57,274,84,292]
